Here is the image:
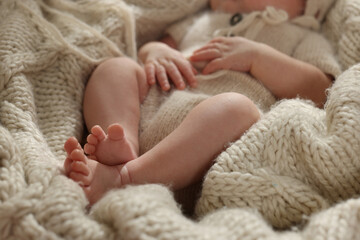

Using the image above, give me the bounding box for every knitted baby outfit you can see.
[156,6,340,117]
[306,0,336,21]
[294,0,336,29]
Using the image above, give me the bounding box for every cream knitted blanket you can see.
[1,0,360,239]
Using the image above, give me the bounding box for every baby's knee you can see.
[104,57,141,72]
[91,57,142,80]
[213,92,260,125]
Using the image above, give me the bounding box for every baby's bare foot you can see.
[64,137,130,205]
[84,124,137,165]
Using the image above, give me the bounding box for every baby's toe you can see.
[69,172,91,186]
[91,125,106,141]
[70,149,86,163]
[64,137,81,155]
[84,143,96,155]
[107,124,125,141]
[64,157,72,175]
[71,161,90,176]
[87,134,98,145]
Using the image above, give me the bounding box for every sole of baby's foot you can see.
[64,137,130,205]
[84,124,137,166]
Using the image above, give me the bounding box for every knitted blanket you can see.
[1,0,360,239]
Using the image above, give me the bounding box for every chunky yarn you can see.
[1,0,360,239]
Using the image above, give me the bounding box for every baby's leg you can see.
[126,92,260,190]
[65,92,259,205]
[82,57,148,165]
[64,137,131,206]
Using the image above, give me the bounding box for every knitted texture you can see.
[290,0,335,30]
[323,0,360,70]
[124,0,208,47]
[305,0,336,21]
[1,0,360,239]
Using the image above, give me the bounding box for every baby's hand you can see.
[190,37,262,75]
[138,42,197,91]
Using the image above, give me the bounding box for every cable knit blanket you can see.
[1,0,360,239]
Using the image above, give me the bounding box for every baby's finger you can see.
[155,64,171,91]
[209,36,229,44]
[190,49,222,62]
[164,61,186,90]
[145,62,156,85]
[176,60,198,88]
[202,58,227,75]
[193,42,222,54]
[64,157,71,175]
[191,65,198,75]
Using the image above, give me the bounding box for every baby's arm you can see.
[247,42,333,108]
[190,37,333,107]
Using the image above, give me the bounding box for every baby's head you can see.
[210,0,335,21]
